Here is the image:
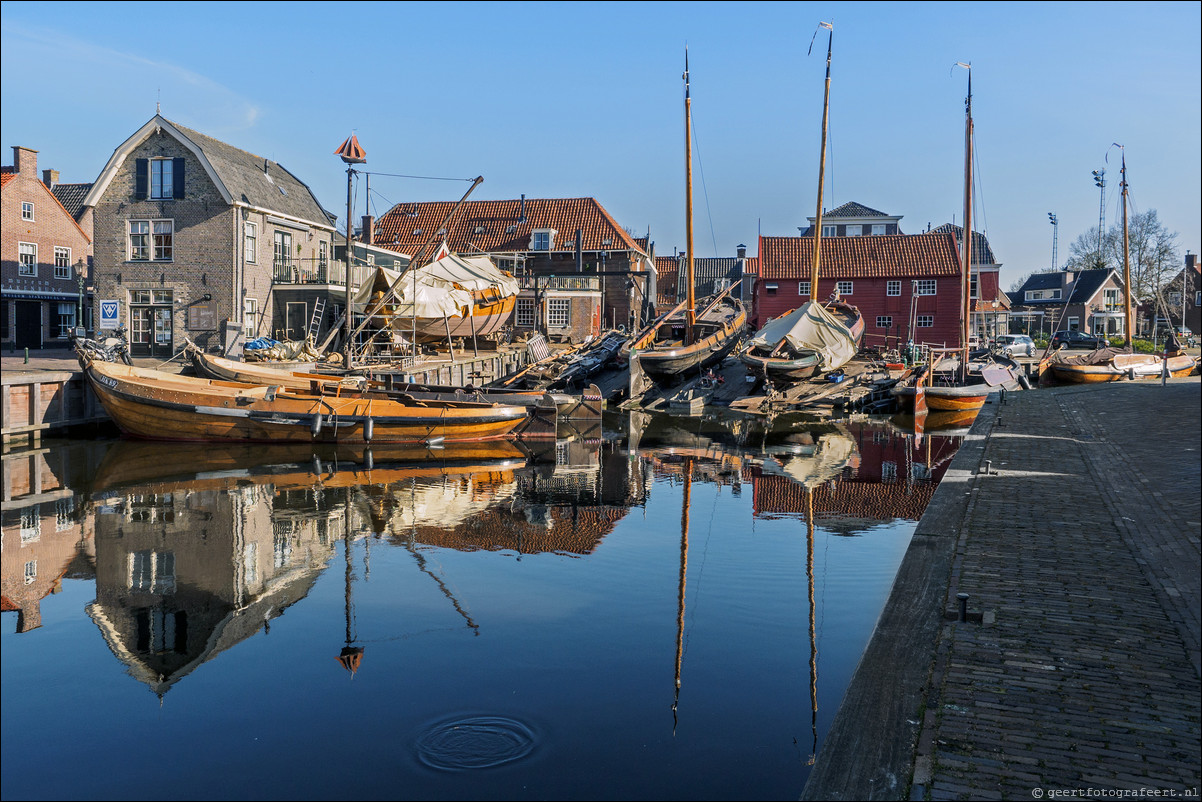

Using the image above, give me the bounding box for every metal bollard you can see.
[957,593,969,622]
[25,347,29,364]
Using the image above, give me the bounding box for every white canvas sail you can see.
[748,300,858,370]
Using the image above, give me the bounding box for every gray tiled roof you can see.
[168,119,331,228]
[824,201,890,218]
[930,223,998,266]
[51,182,92,220]
[1013,268,1116,305]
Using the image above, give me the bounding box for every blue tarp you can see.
[244,337,280,351]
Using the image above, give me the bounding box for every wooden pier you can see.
[2,370,110,449]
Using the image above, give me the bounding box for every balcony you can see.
[517,275,600,292]
[273,258,373,289]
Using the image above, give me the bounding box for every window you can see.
[21,201,34,221]
[531,229,556,251]
[21,507,40,542]
[881,461,897,482]
[274,231,293,269]
[151,159,174,199]
[765,282,778,296]
[837,280,853,295]
[969,274,978,299]
[57,303,76,338]
[56,497,75,532]
[798,280,810,296]
[917,315,934,327]
[1168,291,1182,307]
[18,242,37,276]
[887,280,901,296]
[516,297,535,327]
[129,550,176,593]
[876,315,893,328]
[129,220,172,261]
[24,561,37,585]
[871,224,886,236]
[1104,289,1120,310]
[1025,288,1060,301]
[914,280,937,296]
[131,289,173,305]
[245,222,257,263]
[821,225,836,237]
[845,225,862,236]
[54,247,72,279]
[244,298,257,339]
[547,297,571,328]
[318,241,328,271]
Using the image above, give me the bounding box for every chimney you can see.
[519,194,526,223]
[12,146,37,176]
[736,243,747,259]
[360,215,374,244]
[575,229,583,273]
[1187,252,1196,270]
[42,169,59,189]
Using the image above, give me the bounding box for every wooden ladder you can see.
[307,298,326,341]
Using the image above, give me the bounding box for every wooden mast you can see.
[959,64,973,383]
[684,49,697,342]
[810,22,834,303]
[1119,148,1132,344]
[672,456,692,732]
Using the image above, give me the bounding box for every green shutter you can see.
[134,159,148,199]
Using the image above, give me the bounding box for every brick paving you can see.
[914,379,1200,800]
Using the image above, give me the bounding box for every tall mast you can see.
[684,49,697,342]
[1119,148,1132,344]
[810,23,834,300]
[672,456,692,733]
[959,64,973,382]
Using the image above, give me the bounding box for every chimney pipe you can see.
[42,169,59,189]
[361,215,374,245]
[575,229,583,273]
[519,194,526,223]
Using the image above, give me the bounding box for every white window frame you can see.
[764,282,778,295]
[969,274,979,299]
[837,280,854,295]
[516,297,535,327]
[274,230,293,269]
[57,302,76,338]
[129,219,173,261]
[18,242,37,276]
[876,315,893,329]
[547,297,571,328]
[54,247,72,279]
[245,222,257,264]
[881,461,898,482]
[243,298,258,339]
[21,201,35,221]
[915,279,937,296]
[150,158,174,200]
[531,229,556,251]
[821,225,836,237]
[917,314,934,328]
[798,280,810,296]
[886,280,901,297]
[871,224,886,236]
[845,225,862,236]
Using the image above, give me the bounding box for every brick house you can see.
[1007,268,1124,340]
[81,115,336,358]
[2,147,93,349]
[754,232,964,349]
[371,196,653,342]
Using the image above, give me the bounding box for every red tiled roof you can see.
[759,233,961,280]
[372,197,644,257]
[0,171,16,189]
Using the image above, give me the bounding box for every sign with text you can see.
[98,299,120,329]
[187,302,219,331]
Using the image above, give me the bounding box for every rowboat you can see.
[1047,348,1197,384]
[739,300,864,387]
[891,349,1025,413]
[80,355,542,444]
[185,345,594,420]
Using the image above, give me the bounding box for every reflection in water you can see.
[2,413,970,800]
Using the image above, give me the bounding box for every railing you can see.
[272,258,373,289]
[517,275,600,292]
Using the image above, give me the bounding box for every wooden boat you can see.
[622,51,747,386]
[186,345,595,420]
[79,355,543,444]
[740,29,863,389]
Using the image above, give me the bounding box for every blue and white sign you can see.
[98,299,120,329]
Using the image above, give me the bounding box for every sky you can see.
[3,1,1199,290]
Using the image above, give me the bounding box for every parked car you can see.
[993,333,1036,357]
[1050,329,1108,350]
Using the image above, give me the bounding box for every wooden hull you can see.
[84,359,530,444]
[738,351,820,383]
[1049,354,1196,384]
[394,293,517,341]
[632,298,747,380]
[922,385,989,412]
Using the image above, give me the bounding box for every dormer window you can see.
[437,228,446,236]
[531,229,556,251]
[845,224,862,236]
[413,229,422,236]
[602,238,612,247]
[474,226,485,234]
[506,225,517,234]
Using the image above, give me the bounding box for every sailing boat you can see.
[739,22,865,388]
[893,64,1022,413]
[1047,148,1197,383]
[624,50,747,385]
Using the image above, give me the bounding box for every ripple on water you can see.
[415,715,537,771]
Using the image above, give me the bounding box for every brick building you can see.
[2,146,93,349]
[81,115,336,358]
[754,232,965,349]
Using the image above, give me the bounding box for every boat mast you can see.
[810,22,834,303]
[959,64,973,383]
[684,49,697,342]
[672,456,692,733]
[1119,147,1132,344]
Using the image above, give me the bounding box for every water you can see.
[1,410,966,800]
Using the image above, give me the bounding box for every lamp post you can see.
[1048,212,1058,272]
[73,258,86,337]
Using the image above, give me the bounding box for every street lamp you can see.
[1048,212,1058,271]
[1092,169,1106,265]
[73,258,86,337]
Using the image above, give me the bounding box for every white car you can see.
[993,334,1036,357]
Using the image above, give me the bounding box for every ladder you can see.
[306,298,326,342]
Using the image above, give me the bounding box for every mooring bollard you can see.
[24,347,29,364]
[957,593,969,622]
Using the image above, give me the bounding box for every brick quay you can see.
[804,377,1201,800]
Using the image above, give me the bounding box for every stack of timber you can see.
[728,357,904,416]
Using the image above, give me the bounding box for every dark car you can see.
[1050,329,1108,350]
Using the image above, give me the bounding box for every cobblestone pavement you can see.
[913,379,1200,800]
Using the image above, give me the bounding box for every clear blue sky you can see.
[3,1,1198,289]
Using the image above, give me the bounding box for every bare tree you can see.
[1061,209,1179,301]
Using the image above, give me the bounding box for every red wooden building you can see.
[754,232,970,350]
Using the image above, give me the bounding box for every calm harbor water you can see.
[1,410,966,800]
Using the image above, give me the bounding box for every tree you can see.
[1061,209,1179,301]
